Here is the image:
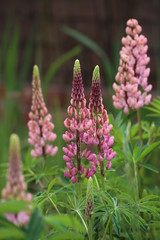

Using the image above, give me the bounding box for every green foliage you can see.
[0,24,160,239]
[0,200,31,214]
[26,207,44,240]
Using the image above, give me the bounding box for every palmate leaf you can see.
[137,141,160,162]
[138,162,159,173]
[146,97,160,117]
[26,207,44,240]
[45,214,86,234]
[138,195,160,218]
[112,210,120,236]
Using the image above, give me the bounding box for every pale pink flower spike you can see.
[1,134,32,226]
[113,18,152,114]
[28,65,58,158]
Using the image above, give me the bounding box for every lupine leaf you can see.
[26,207,44,240]
[0,227,25,239]
[137,141,160,161]
[138,162,159,173]
[0,200,30,214]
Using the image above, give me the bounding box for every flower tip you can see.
[33,65,39,78]
[93,65,100,82]
[74,59,80,74]
[9,134,20,155]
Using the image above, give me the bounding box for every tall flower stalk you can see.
[85,177,94,240]
[113,18,152,199]
[1,134,32,226]
[28,65,58,159]
[88,66,116,189]
[63,60,98,192]
[113,18,152,115]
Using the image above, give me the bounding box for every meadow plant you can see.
[1,134,32,226]
[28,66,58,158]
[63,60,97,184]
[88,66,116,183]
[1,18,160,240]
[113,18,152,114]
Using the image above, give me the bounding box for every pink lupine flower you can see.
[1,134,32,226]
[112,18,152,114]
[28,65,58,158]
[88,66,116,174]
[63,60,98,183]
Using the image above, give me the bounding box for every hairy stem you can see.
[133,158,142,199]
[102,213,113,240]
[97,122,105,190]
[88,219,93,240]
[76,130,81,197]
[48,196,61,215]
[137,109,143,142]
[136,109,143,199]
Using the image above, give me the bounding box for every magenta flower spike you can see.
[28,65,58,158]
[112,19,152,114]
[88,66,116,175]
[63,60,98,183]
[1,134,32,226]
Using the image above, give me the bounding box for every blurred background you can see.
[0,0,160,183]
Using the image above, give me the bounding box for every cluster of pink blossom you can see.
[112,18,152,114]
[63,60,99,183]
[88,66,116,174]
[1,134,32,226]
[28,65,58,158]
[63,60,116,183]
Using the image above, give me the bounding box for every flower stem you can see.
[88,219,93,240]
[133,158,142,199]
[48,196,61,215]
[97,127,105,191]
[102,213,113,240]
[137,109,143,142]
[100,164,105,191]
[76,131,81,181]
[136,109,143,199]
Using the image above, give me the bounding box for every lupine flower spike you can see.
[113,18,152,114]
[63,60,98,183]
[88,66,116,177]
[1,134,32,226]
[85,177,94,219]
[28,65,58,158]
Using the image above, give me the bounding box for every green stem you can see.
[102,213,113,240]
[76,210,88,234]
[94,175,100,190]
[137,109,143,142]
[136,109,143,199]
[110,220,113,240]
[78,181,82,198]
[88,219,93,240]
[48,196,61,215]
[133,159,142,199]
[100,166,105,191]
[77,131,81,182]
